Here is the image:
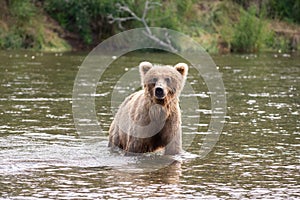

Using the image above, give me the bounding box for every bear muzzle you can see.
[154,86,165,99]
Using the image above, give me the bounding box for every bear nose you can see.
[155,87,165,99]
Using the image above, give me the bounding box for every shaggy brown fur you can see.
[108,61,188,155]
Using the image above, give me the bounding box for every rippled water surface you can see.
[0,51,299,199]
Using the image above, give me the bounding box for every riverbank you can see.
[0,0,299,53]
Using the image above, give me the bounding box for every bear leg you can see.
[164,129,182,155]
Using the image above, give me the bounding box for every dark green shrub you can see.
[0,29,23,49]
[44,0,116,44]
[8,0,36,22]
[266,0,300,24]
[231,6,265,52]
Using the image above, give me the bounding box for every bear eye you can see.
[151,78,158,83]
[165,77,171,84]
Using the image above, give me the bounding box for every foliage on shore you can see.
[0,0,300,53]
[0,0,71,51]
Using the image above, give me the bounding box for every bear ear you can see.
[139,61,153,77]
[174,63,188,77]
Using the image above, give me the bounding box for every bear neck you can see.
[147,96,179,118]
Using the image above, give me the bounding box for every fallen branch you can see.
[108,0,177,52]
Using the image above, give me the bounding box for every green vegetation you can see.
[231,6,268,52]
[0,0,71,51]
[43,0,116,45]
[0,0,299,53]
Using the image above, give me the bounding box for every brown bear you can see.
[108,61,188,155]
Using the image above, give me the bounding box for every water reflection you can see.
[0,51,299,199]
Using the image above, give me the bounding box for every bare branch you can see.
[108,0,177,52]
[117,3,142,22]
[141,0,149,20]
[108,14,136,30]
[142,1,162,21]
[108,14,136,24]
[143,30,178,52]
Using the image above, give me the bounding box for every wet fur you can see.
[108,62,188,155]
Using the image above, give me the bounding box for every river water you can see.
[0,51,299,199]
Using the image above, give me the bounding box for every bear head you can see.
[139,61,188,104]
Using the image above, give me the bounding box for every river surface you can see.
[0,51,299,199]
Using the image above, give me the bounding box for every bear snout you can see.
[154,86,165,99]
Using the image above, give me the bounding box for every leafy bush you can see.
[266,0,300,23]
[9,0,36,22]
[44,0,194,44]
[44,0,116,44]
[231,6,266,52]
[0,29,23,49]
[233,0,300,24]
